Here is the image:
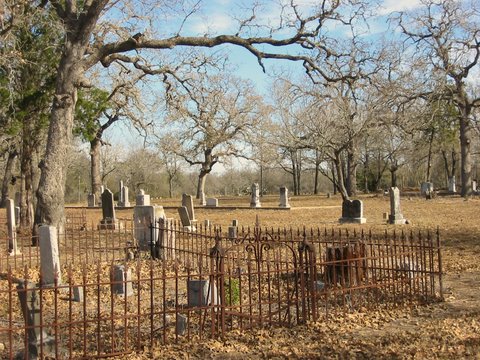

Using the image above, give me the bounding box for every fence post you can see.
[210,233,225,337]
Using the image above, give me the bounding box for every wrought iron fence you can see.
[0,217,443,359]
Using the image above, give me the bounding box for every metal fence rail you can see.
[0,219,442,359]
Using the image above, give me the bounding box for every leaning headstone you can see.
[178,206,192,228]
[6,198,19,255]
[17,282,54,358]
[134,205,165,251]
[156,217,176,260]
[136,189,150,206]
[87,193,96,207]
[98,189,120,229]
[250,183,261,208]
[111,265,133,297]
[39,225,62,285]
[420,182,434,195]
[187,279,218,307]
[448,177,456,193]
[338,199,366,224]
[182,193,196,221]
[388,187,407,224]
[206,198,218,207]
[279,186,291,208]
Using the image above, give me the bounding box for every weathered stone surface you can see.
[388,187,406,224]
[228,226,237,239]
[134,205,166,251]
[87,193,96,207]
[111,265,133,297]
[187,280,218,307]
[98,189,121,229]
[279,186,290,208]
[136,189,150,206]
[250,183,261,208]
[448,177,456,193]
[339,200,366,224]
[182,193,195,221]
[156,217,176,260]
[420,182,434,195]
[178,206,192,227]
[6,198,19,255]
[206,198,218,207]
[39,225,61,285]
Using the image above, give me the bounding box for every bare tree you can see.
[165,73,262,198]
[396,0,480,196]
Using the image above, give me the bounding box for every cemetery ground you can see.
[2,194,480,359]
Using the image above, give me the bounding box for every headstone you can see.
[156,217,176,260]
[420,182,434,195]
[178,206,192,228]
[199,190,206,206]
[118,180,124,205]
[111,265,133,297]
[136,189,150,206]
[39,225,62,285]
[98,189,120,229]
[182,193,195,221]
[120,186,130,207]
[134,205,166,251]
[473,180,477,193]
[17,282,54,357]
[6,198,19,255]
[73,286,84,302]
[204,219,211,227]
[279,186,290,208]
[15,206,20,226]
[206,198,218,207]
[338,199,366,224]
[176,314,187,336]
[232,219,238,227]
[250,183,261,208]
[448,176,456,193]
[228,226,237,239]
[388,187,407,224]
[87,193,96,207]
[187,279,218,307]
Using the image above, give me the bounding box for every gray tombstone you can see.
[388,187,407,224]
[228,226,237,239]
[250,183,261,208]
[73,286,84,302]
[420,182,434,195]
[134,205,165,251]
[339,199,366,224]
[448,176,456,193]
[178,206,192,228]
[15,206,20,226]
[206,198,218,207]
[6,198,19,255]
[136,189,150,206]
[157,217,176,260]
[187,279,218,307]
[87,193,96,207]
[17,282,54,358]
[182,193,196,221]
[176,314,187,336]
[279,186,290,208]
[98,189,120,229]
[111,265,133,297]
[232,219,238,227]
[39,225,62,285]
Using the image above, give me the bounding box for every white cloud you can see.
[190,13,235,34]
[379,0,421,15]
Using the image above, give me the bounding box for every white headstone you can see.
[39,225,61,285]
[6,198,19,255]
[118,180,124,205]
[134,205,165,251]
[420,182,434,195]
[279,186,290,208]
[182,193,195,221]
[87,193,96,207]
[111,265,133,297]
[136,189,151,206]
[448,176,456,193]
[122,186,130,207]
[250,183,261,208]
[388,187,406,224]
[157,217,176,260]
[473,180,477,193]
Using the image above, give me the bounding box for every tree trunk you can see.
[334,151,349,201]
[346,141,357,196]
[426,129,435,182]
[90,138,102,200]
[290,149,298,196]
[20,144,34,229]
[331,161,337,195]
[35,41,83,232]
[363,153,369,193]
[390,162,398,188]
[196,171,208,199]
[314,149,320,195]
[168,175,174,198]
[459,111,472,196]
[0,148,18,208]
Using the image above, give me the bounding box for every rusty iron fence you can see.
[0,217,443,359]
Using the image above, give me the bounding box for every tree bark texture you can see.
[90,138,102,200]
[0,148,18,208]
